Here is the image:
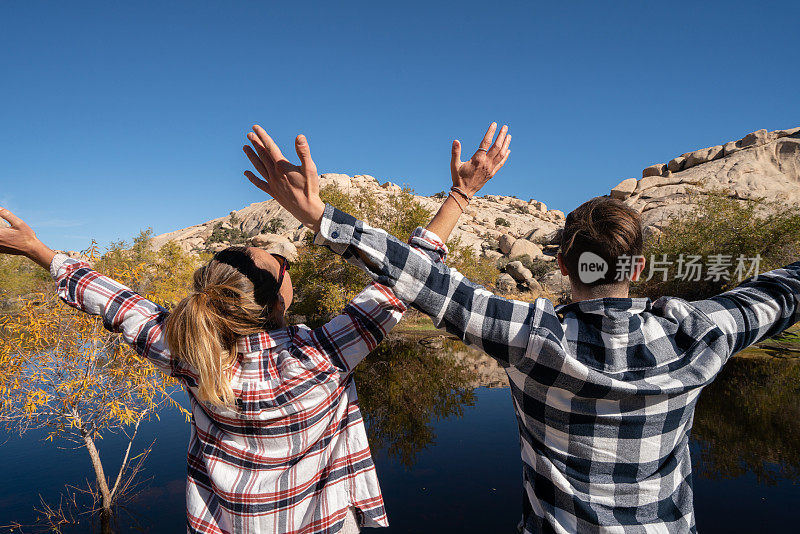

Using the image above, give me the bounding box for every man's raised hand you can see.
[243,125,326,232]
[451,122,511,197]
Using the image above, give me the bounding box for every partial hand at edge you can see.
[0,207,56,270]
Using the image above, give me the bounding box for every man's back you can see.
[513,295,728,533]
[313,205,800,533]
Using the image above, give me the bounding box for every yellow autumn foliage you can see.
[0,230,198,443]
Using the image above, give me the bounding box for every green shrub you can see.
[445,236,500,288]
[265,217,285,234]
[634,192,800,300]
[495,217,511,227]
[207,212,249,245]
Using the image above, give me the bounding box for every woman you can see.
[0,123,510,534]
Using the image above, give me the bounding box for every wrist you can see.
[302,198,326,233]
[450,186,473,202]
[28,240,57,270]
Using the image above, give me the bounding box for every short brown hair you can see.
[560,197,643,287]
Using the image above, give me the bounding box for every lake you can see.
[0,335,798,533]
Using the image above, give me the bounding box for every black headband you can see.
[212,247,280,307]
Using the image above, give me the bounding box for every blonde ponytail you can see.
[165,247,280,406]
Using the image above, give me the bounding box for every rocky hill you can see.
[150,173,568,261]
[610,127,800,239]
[151,126,800,292]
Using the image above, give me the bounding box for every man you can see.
[243,125,800,533]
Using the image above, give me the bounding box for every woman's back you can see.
[51,253,412,534]
[182,325,389,534]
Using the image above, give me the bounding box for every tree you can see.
[0,232,196,529]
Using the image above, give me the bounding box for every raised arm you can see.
[241,124,537,367]
[0,208,176,376]
[425,122,510,240]
[304,227,447,374]
[691,262,800,360]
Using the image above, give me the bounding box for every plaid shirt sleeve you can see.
[308,282,407,373]
[691,261,800,358]
[307,228,448,373]
[50,254,175,375]
[313,204,538,367]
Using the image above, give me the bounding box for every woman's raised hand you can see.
[243,125,326,232]
[0,207,56,269]
[451,123,511,197]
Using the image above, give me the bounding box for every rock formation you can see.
[609,127,800,237]
[151,173,566,263]
[152,126,800,296]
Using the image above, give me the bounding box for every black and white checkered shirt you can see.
[315,205,800,533]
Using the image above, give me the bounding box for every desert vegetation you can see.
[0,231,197,531]
[634,192,800,300]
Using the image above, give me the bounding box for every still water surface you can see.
[0,337,798,533]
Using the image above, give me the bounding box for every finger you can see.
[244,171,272,197]
[294,135,317,173]
[451,140,461,171]
[496,149,510,170]
[497,134,511,161]
[487,125,508,158]
[247,132,276,168]
[0,207,26,229]
[478,122,497,150]
[243,145,274,181]
[252,125,287,165]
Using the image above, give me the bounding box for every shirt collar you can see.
[236,328,292,353]
[555,297,652,318]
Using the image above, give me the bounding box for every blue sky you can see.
[1,1,798,251]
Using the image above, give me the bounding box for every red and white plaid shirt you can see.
[50,228,447,534]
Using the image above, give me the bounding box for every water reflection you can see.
[358,334,800,486]
[2,334,799,532]
[353,335,479,466]
[692,356,800,484]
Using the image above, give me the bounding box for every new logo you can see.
[577,251,608,284]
